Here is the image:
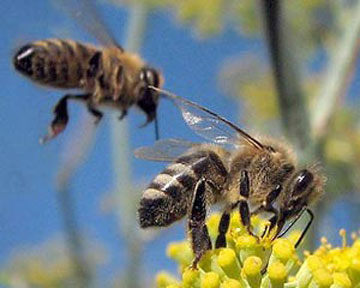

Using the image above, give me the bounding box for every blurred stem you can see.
[311,1,360,141]
[57,186,92,288]
[260,0,317,250]
[308,1,360,250]
[260,0,311,154]
[110,3,148,288]
[56,115,96,288]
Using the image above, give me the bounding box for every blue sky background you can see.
[1,0,360,285]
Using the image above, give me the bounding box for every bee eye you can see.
[293,169,313,196]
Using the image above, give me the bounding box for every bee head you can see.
[137,66,163,124]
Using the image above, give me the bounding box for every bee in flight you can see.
[135,87,325,268]
[12,0,163,143]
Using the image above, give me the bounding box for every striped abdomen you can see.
[13,39,96,88]
[138,149,228,228]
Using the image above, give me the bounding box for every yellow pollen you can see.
[156,272,179,288]
[217,248,240,279]
[182,268,200,288]
[306,255,325,271]
[155,212,360,288]
[333,272,352,288]
[350,258,360,272]
[353,239,360,250]
[351,232,357,241]
[339,229,347,248]
[218,248,237,267]
[220,279,242,288]
[166,242,192,265]
[272,239,294,261]
[236,235,257,249]
[320,237,328,246]
[288,275,296,282]
[287,230,302,246]
[207,214,221,238]
[242,256,262,276]
[268,261,287,281]
[201,272,220,288]
[312,268,333,287]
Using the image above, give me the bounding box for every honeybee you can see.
[13,0,163,143]
[135,87,325,268]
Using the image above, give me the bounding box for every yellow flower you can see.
[156,213,360,288]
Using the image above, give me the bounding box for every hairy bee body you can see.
[139,138,324,230]
[225,137,298,206]
[136,88,326,268]
[13,38,162,142]
[13,38,150,107]
[14,39,95,89]
[139,144,229,228]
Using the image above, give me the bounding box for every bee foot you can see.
[118,110,127,121]
[139,117,152,128]
[93,118,101,126]
[261,266,268,275]
[39,121,67,144]
[248,229,260,242]
[190,262,199,271]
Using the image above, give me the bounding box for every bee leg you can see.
[40,94,89,144]
[215,211,230,248]
[238,170,257,238]
[239,170,250,198]
[189,178,212,269]
[87,105,103,125]
[154,113,160,141]
[261,185,282,236]
[261,209,278,238]
[276,208,313,248]
[239,200,257,238]
[118,109,128,121]
[294,209,314,248]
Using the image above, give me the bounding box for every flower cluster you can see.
[156,213,360,288]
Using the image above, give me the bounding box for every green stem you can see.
[110,3,149,288]
[308,1,360,250]
[311,1,360,141]
[57,186,92,288]
[56,115,96,288]
[260,0,315,250]
[260,0,311,154]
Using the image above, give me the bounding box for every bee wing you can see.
[57,0,122,49]
[134,138,199,162]
[151,87,265,150]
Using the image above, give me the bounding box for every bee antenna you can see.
[154,112,160,140]
[148,86,167,99]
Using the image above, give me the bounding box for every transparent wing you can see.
[134,138,199,162]
[56,0,121,49]
[150,87,265,150]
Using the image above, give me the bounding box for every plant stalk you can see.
[260,0,311,154]
[110,2,149,288]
